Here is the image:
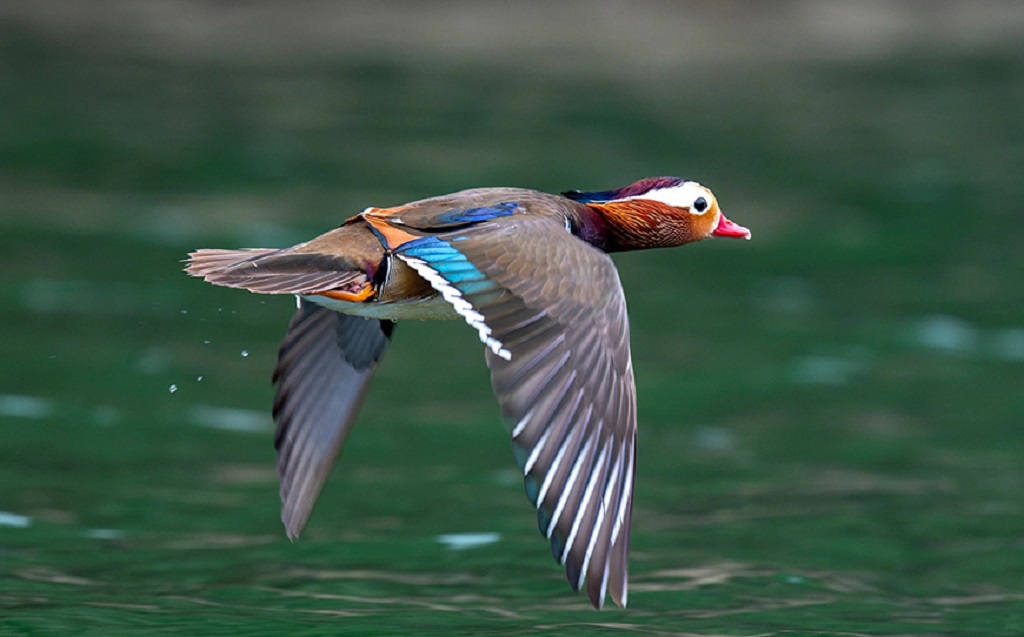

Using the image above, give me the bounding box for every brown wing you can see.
[378,187,567,232]
[394,216,636,609]
[185,248,369,296]
[273,300,393,538]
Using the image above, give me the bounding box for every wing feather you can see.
[393,215,637,608]
[271,300,392,539]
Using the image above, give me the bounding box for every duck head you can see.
[564,177,750,252]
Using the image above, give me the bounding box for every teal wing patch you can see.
[395,236,510,359]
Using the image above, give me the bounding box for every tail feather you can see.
[185,248,368,296]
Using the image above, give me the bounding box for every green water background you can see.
[1,2,1023,635]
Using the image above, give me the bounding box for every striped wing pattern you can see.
[395,216,637,609]
[273,300,393,539]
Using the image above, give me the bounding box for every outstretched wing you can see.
[273,300,393,539]
[393,215,637,609]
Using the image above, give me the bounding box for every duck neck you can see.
[577,200,696,253]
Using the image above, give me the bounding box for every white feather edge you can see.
[545,404,594,543]
[398,254,512,361]
[535,387,584,505]
[562,432,611,569]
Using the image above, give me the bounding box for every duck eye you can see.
[692,197,708,213]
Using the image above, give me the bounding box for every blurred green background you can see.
[1,1,1023,634]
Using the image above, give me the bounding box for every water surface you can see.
[2,5,1023,635]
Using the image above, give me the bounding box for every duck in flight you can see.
[185,176,751,608]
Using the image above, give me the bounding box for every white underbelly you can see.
[301,293,459,321]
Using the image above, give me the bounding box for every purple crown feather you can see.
[562,176,686,203]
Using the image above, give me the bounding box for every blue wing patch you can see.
[395,236,493,286]
[396,236,510,359]
[431,202,519,226]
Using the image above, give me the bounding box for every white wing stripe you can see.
[562,432,611,570]
[511,408,533,439]
[522,423,553,476]
[535,388,584,507]
[399,255,512,361]
[546,405,594,543]
[610,434,634,546]
[581,436,621,594]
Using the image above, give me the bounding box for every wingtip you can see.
[280,490,309,542]
[283,513,304,542]
[613,588,628,609]
[595,579,627,610]
[585,584,628,610]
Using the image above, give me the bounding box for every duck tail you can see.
[185,248,367,296]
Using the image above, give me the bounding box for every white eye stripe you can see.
[617,181,713,214]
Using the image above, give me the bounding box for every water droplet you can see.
[203,340,210,345]
[196,375,204,382]
[169,384,178,393]
[240,350,249,357]
[180,309,188,315]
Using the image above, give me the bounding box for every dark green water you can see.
[2,11,1024,636]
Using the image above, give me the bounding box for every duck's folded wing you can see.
[272,300,393,539]
[393,216,637,609]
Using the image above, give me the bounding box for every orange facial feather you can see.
[589,199,705,251]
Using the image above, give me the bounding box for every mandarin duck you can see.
[185,176,750,608]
